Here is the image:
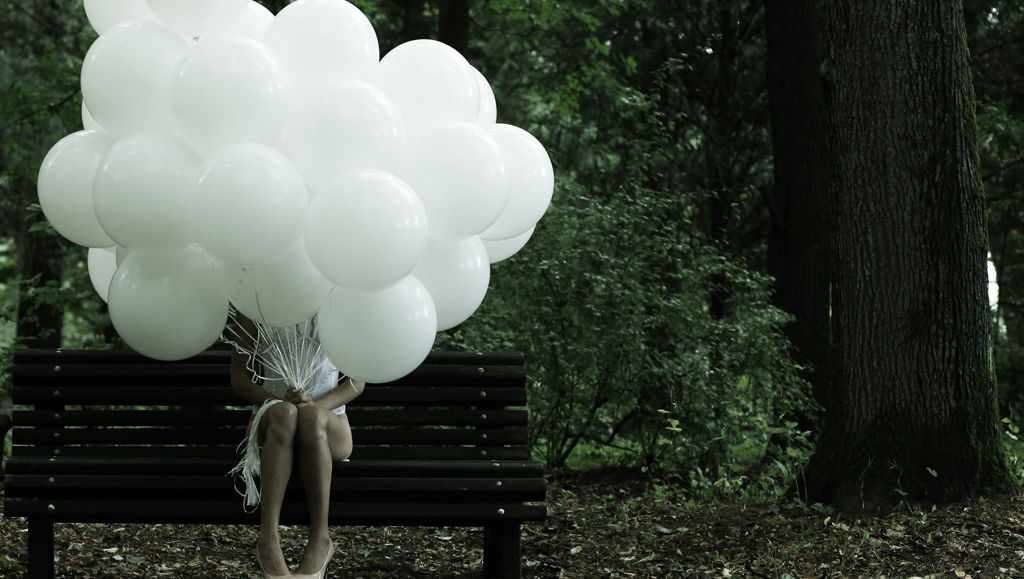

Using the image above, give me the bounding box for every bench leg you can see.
[483,522,521,579]
[28,518,55,579]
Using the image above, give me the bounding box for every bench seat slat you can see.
[12,349,524,367]
[15,408,528,427]
[11,386,528,406]
[14,364,525,388]
[6,474,546,502]
[12,445,533,460]
[6,456,544,477]
[17,426,528,446]
[5,499,547,525]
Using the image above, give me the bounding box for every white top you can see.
[259,354,346,415]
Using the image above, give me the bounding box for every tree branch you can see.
[0,88,80,134]
[983,157,1024,182]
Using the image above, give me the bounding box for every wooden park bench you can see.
[3,349,547,579]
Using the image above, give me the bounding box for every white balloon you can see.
[115,246,132,267]
[471,65,497,125]
[84,0,156,35]
[87,247,119,302]
[304,169,428,291]
[194,144,308,267]
[413,236,490,331]
[81,21,186,137]
[226,241,333,326]
[480,124,554,240]
[317,276,437,383]
[81,100,102,131]
[483,226,535,264]
[378,39,480,139]
[37,130,115,248]
[400,122,510,237]
[146,0,248,39]
[108,247,229,361]
[93,132,200,250]
[172,36,291,155]
[214,1,274,42]
[278,80,406,193]
[265,0,379,86]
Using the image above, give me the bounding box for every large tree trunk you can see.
[806,0,1018,512]
[763,0,833,420]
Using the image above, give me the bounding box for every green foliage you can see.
[971,1,1024,424]
[0,239,15,396]
[0,1,108,351]
[439,0,813,480]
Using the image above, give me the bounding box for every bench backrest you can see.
[10,349,529,462]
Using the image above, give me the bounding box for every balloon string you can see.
[220,307,327,395]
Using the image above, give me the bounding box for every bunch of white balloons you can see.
[38,0,553,382]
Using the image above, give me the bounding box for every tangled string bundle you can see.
[220,310,327,395]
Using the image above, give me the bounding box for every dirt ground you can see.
[2,469,1024,578]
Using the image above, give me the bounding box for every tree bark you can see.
[806,0,1018,512]
[14,186,64,350]
[438,0,470,55]
[763,0,833,420]
[2,0,77,350]
[398,0,427,42]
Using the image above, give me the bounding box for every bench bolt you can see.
[47,504,56,513]
[53,365,62,372]
[476,367,485,374]
[497,508,505,516]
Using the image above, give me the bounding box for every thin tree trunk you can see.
[763,0,832,423]
[438,0,469,54]
[399,0,427,42]
[807,0,1018,512]
[15,176,64,349]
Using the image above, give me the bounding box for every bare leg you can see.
[294,406,352,574]
[256,402,298,576]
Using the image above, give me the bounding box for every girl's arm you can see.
[313,376,366,411]
[231,350,281,405]
[228,313,281,406]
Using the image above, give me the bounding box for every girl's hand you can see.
[284,389,313,407]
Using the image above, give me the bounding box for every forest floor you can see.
[2,468,1024,578]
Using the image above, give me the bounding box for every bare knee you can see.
[296,405,329,444]
[262,402,298,446]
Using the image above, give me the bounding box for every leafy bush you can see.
[437,0,814,481]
